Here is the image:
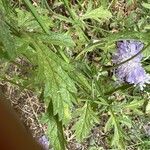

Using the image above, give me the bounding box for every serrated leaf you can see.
[73,103,99,141]
[109,110,127,149]
[33,32,75,47]
[46,104,66,150]
[81,7,112,21]
[72,71,91,92]
[32,41,77,123]
[47,121,62,150]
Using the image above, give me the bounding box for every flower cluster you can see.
[112,40,150,90]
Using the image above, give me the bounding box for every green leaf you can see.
[23,0,49,33]
[32,41,77,123]
[145,65,150,72]
[15,8,53,32]
[100,0,109,8]
[142,2,150,9]
[81,7,112,21]
[0,19,16,59]
[1,0,11,14]
[41,103,66,150]
[143,47,150,59]
[47,120,63,150]
[33,33,75,47]
[109,109,127,150]
[124,99,144,109]
[144,25,150,30]
[119,115,132,128]
[72,71,91,92]
[53,13,72,23]
[73,102,99,141]
[146,100,150,114]
[104,115,113,132]
[47,104,66,150]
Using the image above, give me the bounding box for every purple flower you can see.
[112,40,150,90]
[38,135,49,150]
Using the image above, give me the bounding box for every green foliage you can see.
[73,102,99,141]
[142,2,150,9]
[15,8,53,31]
[34,42,77,122]
[0,18,16,59]
[1,0,150,149]
[23,0,49,33]
[81,6,112,21]
[41,103,66,150]
[33,33,75,47]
